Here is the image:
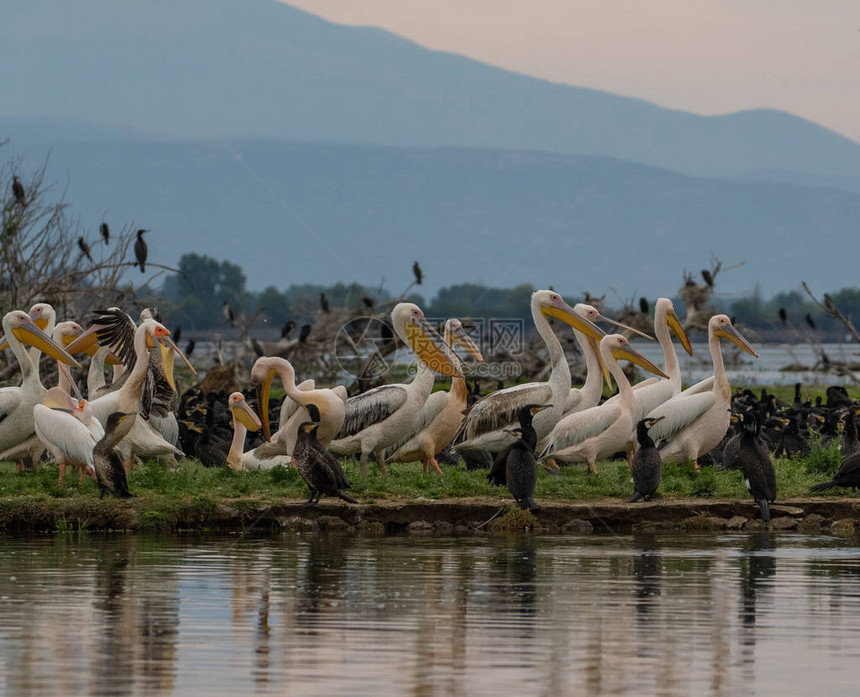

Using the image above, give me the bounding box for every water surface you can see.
[1,533,858,696]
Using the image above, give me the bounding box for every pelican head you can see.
[143,320,198,390]
[229,392,262,432]
[600,334,669,380]
[710,315,758,358]
[251,356,293,441]
[0,303,57,351]
[655,297,693,356]
[444,319,484,363]
[391,303,461,378]
[533,290,605,341]
[574,303,654,341]
[2,311,81,368]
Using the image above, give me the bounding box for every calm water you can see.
[1,532,859,696]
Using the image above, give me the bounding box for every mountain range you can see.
[2,0,859,299]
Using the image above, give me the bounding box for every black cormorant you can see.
[503,427,540,511]
[184,338,196,357]
[737,411,776,522]
[172,325,182,344]
[299,324,312,342]
[805,313,816,330]
[11,175,25,205]
[487,404,548,486]
[77,237,93,263]
[93,412,135,499]
[320,293,330,314]
[627,416,665,502]
[412,261,423,285]
[701,269,714,287]
[293,404,355,505]
[100,221,110,245]
[639,297,649,314]
[778,307,787,324]
[134,229,148,272]
[810,452,860,493]
[222,300,235,325]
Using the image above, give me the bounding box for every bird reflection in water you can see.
[632,534,662,621]
[739,533,777,676]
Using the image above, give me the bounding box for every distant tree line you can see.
[159,252,860,341]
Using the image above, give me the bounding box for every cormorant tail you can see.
[338,492,358,504]
[626,491,643,503]
[810,480,836,493]
[759,499,771,522]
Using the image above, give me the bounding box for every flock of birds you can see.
[0,289,857,520]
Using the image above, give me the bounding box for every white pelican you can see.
[387,318,484,474]
[329,302,461,476]
[0,311,81,457]
[539,334,668,474]
[33,387,105,485]
[603,297,693,420]
[251,356,347,450]
[225,392,291,471]
[646,315,758,466]
[66,315,195,468]
[453,291,606,457]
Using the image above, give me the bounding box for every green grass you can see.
[0,440,848,515]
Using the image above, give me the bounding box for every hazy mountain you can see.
[2,0,859,181]
[5,130,857,299]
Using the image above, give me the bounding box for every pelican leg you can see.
[78,466,85,487]
[375,450,389,476]
[421,459,429,475]
[58,462,66,485]
[587,460,597,476]
[359,452,369,477]
[626,447,634,469]
[429,457,443,476]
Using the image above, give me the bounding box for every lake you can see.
[1,532,858,696]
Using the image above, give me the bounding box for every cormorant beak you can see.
[257,368,277,441]
[406,317,462,378]
[531,404,552,415]
[609,341,669,379]
[503,428,523,437]
[542,298,605,341]
[646,416,665,428]
[667,311,693,357]
[714,323,758,358]
[12,318,81,368]
[232,397,262,432]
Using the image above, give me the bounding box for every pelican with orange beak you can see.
[453,290,608,457]
[225,392,291,470]
[0,310,81,456]
[539,334,670,473]
[646,315,759,466]
[388,318,484,474]
[329,303,462,475]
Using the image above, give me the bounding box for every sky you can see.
[282,0,860,143]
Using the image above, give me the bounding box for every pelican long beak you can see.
[12,319,81,368]
[595,313,655,341]
[233,398,262,432]
[153,331,198,390]
[542,299,605,341]
[157,338,177,390]
[592,336,613,390]
[257,368,277,441]
[64,324,104,355]
[406,318,462,378]
[610,343,669,379]
[450,324,484,363]
[59,363,83,401]
[667,311,693,357]
[715,323,758,358]
[43,387,76,411]
[0,312,51,351]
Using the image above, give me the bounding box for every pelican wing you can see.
[544,401,622,454]
[91,308,137,370]
[647,391,715,443]
[457,383,553,442]
[337,385,408,438]
[0,387,22,426]
[279,378,315,429]
[680,376,715,397]
[33,405,98,467]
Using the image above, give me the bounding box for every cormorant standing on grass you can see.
[487,404,549,486]
[134,229,148,273]
[627,417,665,502]
[738,411,776,522]
[293,404,355,505]
[504,427,540,511]
[810,452,860,493]
[93,412,135,499]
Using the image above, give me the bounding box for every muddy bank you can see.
[1,495,860,535]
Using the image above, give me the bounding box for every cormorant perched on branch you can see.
[172,325,182,344]
[412,260,424,285]
[362,296,374,309]
[639,297,649,314]
[134,229,148,272]
[701,269,714,287]
[320,292,330,314]
[778,307,787,324]
[222,300,235,325]
[627,417,665,502]
[281,320,296,338]
[100,222,110,245]
[805,313,816,330]
[11,175,25,206]
[299,324,312,343]
[77,237,94,263]
[184,338,196,357]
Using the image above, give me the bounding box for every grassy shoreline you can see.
[1,448,856,534]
